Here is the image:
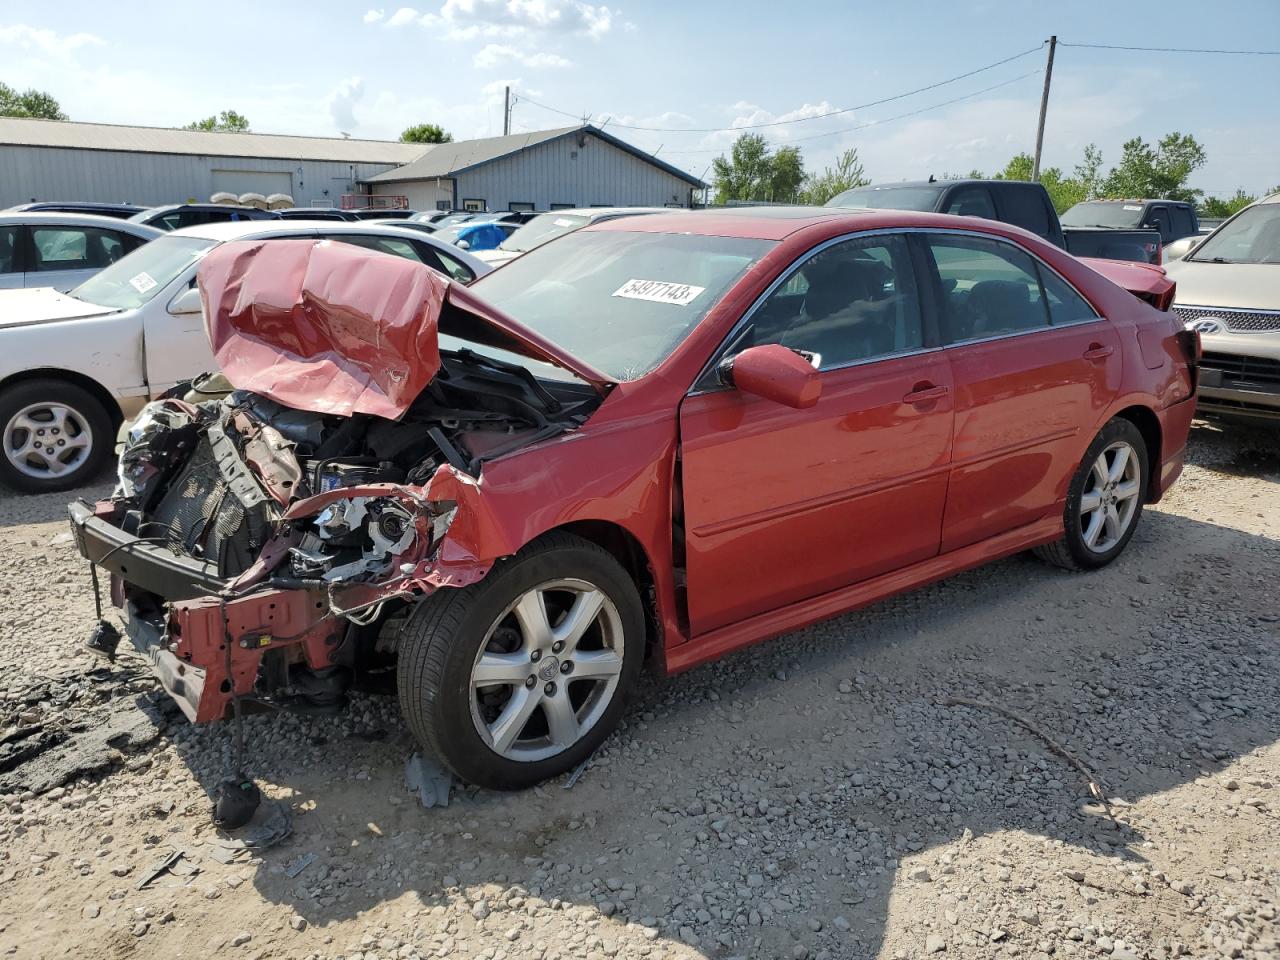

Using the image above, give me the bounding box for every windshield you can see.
[1189,203,1280,264]
[69,235,217,309]
[1061,201,1145,229]
[463,229,774,380]
[826,186,942,211]
[498,212,589,253]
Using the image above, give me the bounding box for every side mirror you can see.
[167,286,203,316]
[721,344,821,409]
[457,239,471,250]
[1163,235,1203,262]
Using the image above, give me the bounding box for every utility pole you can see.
[503,86,511,136]
[1031,35,1057,181]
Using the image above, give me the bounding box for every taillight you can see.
[1145,242,1161,265]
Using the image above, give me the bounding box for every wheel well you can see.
[0,368,125,429]
[1114,405,1162,501]
[554,520,660,654]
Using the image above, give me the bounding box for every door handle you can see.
[1083,343,1114,361]
[903,383,948,404]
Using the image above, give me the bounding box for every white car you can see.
[474,207,669,267]
[0,220,492,493]
[0,212,163,292]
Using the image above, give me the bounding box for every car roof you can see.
[0,210,164,235]
[142,203,269,214]
[163,219,492,272]
[9,200,146,213]
[587,205,871,241]
[535,206,671,219]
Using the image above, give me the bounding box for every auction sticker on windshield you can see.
[612,278,706,306]
[129,272,158,294]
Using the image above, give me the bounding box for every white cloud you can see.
[0,24,105,60]
[375,0,615,38]
[327,76,365,132]
[386,6,421,26]
[473,43,571,69]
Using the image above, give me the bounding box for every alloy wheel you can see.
[3,402,93,481]
[1079,440,1141,554]
[469,578,625,763]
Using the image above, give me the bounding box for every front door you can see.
[918,232,1122,552]
[678,233,955,636]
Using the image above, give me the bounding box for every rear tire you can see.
[1034,417,1148,571]
[0,379,114,494]
[396,531,645,789]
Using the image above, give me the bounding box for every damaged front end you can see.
[68,238,605,724]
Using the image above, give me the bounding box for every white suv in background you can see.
[0,221,491,493]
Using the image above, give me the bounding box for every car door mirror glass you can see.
[1164,236,1202,262]
[167,286,203,316]
[725,344,822,409]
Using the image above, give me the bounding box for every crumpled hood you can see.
[197,238,612,420]
[0,287,117,330]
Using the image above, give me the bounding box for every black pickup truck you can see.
[1061,199,1200,246]
[827,179,1163,264]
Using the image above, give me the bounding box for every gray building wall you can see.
[0,146,402,208]
[371,132,696,212]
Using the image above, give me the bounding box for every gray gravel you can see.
[1,421,1278,960]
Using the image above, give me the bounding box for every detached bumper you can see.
[68,500,342,723]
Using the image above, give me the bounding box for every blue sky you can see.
[2,0,1277,199]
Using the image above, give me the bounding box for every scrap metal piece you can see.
[284,852,316,878]
[405,752,452,808]
[135,849,199,890]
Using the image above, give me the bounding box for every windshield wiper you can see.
[448,348,563,413]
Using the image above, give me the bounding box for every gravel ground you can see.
[1,420,1278,960]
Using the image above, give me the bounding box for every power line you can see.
[517,42,1047,135]
[1060,41,1280,55]
[657,69,1042,155]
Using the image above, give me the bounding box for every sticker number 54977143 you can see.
[612,278,706,306]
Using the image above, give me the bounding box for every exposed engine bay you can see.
[80,348,599,719]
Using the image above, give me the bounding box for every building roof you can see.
[0,116,427,164]
[365,124,705,188]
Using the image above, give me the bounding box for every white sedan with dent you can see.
[0,221,492,493]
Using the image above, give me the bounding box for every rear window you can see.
[1061,202,1144,229]
[826,186,943,211]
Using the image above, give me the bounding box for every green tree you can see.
[1100,132,1206,203]
[798,148,868,205]
[400,123,453,144]
[711,133,808,204]
[0,82,67,120]
[184,110,250,132]
[1073,143,1103,200]
[1200,190,1256,218]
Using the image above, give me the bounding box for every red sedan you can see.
[70,208,1197,790]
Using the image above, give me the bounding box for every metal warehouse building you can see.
[0,117,703,212]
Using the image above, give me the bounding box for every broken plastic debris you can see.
[284,852,316,878]
[135,849,199,890]
[405,752,452,808]
[210,800,293,862]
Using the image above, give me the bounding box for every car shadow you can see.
[132,502,1280,959]
[1187,418,1280,483]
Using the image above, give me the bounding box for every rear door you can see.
[920,231,1122,552]
[678,232,954,634]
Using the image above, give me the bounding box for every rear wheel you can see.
[0,379,114,493]
[397,532,645,789]
[1034,417,1148,571]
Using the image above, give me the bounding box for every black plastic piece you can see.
[212,775,261,829]
[83,619,122,661]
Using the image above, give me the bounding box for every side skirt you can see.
[663,513,1064,675]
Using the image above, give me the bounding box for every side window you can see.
[1171,207,1195,237]
[0,225,19,274]
[744,234,923,370]
[944,188,997,220]
[31,228,90,271]
[998,186,1052,238]
[926,234,1049,342]
[327,234,425,264]
[1037,265,1099,326]
[433,249,476,283]
[1145,207,1172,241]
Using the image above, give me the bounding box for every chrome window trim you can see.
[687,226,1104,397]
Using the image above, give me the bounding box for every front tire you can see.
[0,379,114,493]
[397,531,645,789]
[1034,417,1148,571]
